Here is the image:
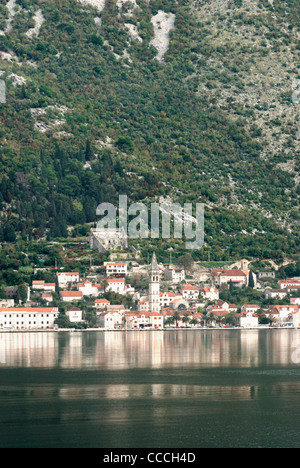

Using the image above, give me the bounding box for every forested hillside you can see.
[0,0,299,261]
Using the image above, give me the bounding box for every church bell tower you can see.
[149,253,160,313]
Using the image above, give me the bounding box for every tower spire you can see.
[150,252,158,271]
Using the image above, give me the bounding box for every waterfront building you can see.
[125,312,164,329]
[66,306,84,323]
[239,310,259,328]
[267,304,299,326]
[0,307,59,330]
[98,311,123,330]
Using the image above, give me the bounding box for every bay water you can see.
[1,329,300,448]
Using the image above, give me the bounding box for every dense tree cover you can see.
[0,0,299,262]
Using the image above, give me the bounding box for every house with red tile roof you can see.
[106,277,126,294]
[212,268,248,287]
[179,284,199,300]
[125,312,164,329]
[78,281,103,297]
[98,311,123,330]
[57,272,80,286]
[267,304,299,319]
[103,262,128,277]
[0,307,59,330]
[239,309,259,328]
[241,304,260,314]
[199,286,219,301]
[94,298,111,309]
[278,280,300,290]
[32,280,56,292]
[266,305,300,327]
[59,290,83,302]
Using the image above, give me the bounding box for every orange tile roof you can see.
[180,284,199,290]
[0,307,58,313]
[107,278,125,283]
[60,291,82,297]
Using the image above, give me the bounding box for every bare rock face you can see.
[150,11,176,62]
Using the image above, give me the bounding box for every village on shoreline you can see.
[0,228,299,333]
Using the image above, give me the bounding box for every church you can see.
[137,253,161,313]
[148,252,161,313]
[138,253,190,314]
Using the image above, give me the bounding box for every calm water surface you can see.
[1,329,300,448]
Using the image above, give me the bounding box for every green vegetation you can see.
[0,0,299,264]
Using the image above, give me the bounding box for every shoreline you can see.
[0,326,297,333]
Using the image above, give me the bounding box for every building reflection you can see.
[0,329,300,369]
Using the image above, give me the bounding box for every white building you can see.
[78,281,102,297]
[180,284,199,300]
[106,278,126,294]
[164,268,185,284]
[291,298,300,305]
[57,272,80,286]
[66,306,83,323]
[207,301,238,315]
[199,286,219,302]
[241,304,260,314]
[0,299,14,308]
[94,298,111,310]
[98,311,123,330]
[41,293,53,304]
[32,281,56,292]
[160,291,183,308]
[106,305,126,317]
[267,305,299,325]
[137,300,149,312]
[148,253,161,313]
[278,280,300,290]
[264,289,287,300]
[32,280,46,290]
[126,312,164,329]
[59,291,83,302]
[104,262,128,277]
[0,307,59,330]
[212,269,248,287]
[239,311,259,328]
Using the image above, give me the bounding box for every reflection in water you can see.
[1,330,300,448]
[1,329,300,369]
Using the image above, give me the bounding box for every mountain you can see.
[0,0,299,262]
